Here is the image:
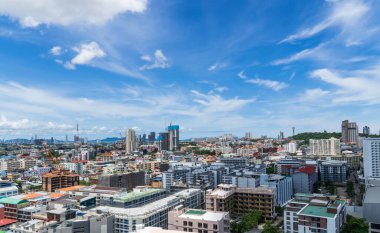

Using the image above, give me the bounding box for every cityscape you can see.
[0,1,379,233]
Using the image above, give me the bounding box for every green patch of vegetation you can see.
[291,132,341,143]
[346,181,354,197]
[266,164,275,174]
[263,221,280,233]
[231,210,262,233]
[341,215,368,233]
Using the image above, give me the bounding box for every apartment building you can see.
[284,193,346,233]
[318,161,347,183]
[41,170,80,192]
[292,166,317,194]
[0,197,30,220]
[275,159,304,176]
[100,187,167,208]
[93,189,203,233]
[260,174,293,206]
[219,157,248,168]
[168,206,230,233]
[364,138,380,178]
[320,154,361,169]
[0,186,18,197]
[310,138,340,156]
[97,171,145,190]
[206,184,275,221]
[162,169,189,189]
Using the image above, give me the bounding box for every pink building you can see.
[168,206,230,233]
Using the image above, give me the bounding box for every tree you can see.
[230,210,262,233]
[341,215,368,233]
[346,181,354,197]
[275,206,284,217]
[266,164,275,174]
[263,221,280,233]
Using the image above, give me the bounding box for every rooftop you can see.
[114,188,164,202]
[57,185,85,192]
[299,205,335,218]
[0,197,28,205]
[94,195,179,217]
[177,209,228,221]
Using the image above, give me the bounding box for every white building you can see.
[284,142,297,153]
[364,138,380,178]
[92,189,203,233]
[126,129,137,155]
[0,186,18,197]
[310,138,340,156]
[284,194,346,233]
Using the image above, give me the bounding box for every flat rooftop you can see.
[114,188,164,202]
[95,195,180,217]
[299,205,335,218]
[178,209,227,221]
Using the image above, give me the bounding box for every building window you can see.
[198,223,202,228]
[189,222,193,227]
[184,221,188,226]
[213,224,217,230]
[203,223,208,228]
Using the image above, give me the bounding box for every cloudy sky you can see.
[0,0,379,139]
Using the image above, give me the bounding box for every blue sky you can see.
[0,0,380,139]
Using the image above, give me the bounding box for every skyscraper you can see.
[363,126,370,135]
[245,132,252,140]
[341,120,358,145]
[125,129,136,155]
[148,132,156,143]
[363,138,380,178]
[168,125,179,151]
[157,132,169,151]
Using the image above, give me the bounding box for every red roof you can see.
[0,218,17,226]
[298,166,316,175]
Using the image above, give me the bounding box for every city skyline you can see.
[1,0,380,139]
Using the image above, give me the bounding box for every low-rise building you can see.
[168,206,230,233]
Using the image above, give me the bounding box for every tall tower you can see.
[125,129,136,155]
[341,120,358,145]
[292,127,295,137]
[168,125,179,151]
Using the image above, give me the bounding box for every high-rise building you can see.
[341,120,359,145]
[363,138,380,178]
[245,132,252,140]
[278,131,285,140]
[125,129,136,154]
[157,132,169,151]
[310,138,340,156]
[363,126,370,135]
[168,125,179,151]
[148,132,156,143]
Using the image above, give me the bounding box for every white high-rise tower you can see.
[125,129,136,155]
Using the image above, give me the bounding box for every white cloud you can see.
[245,78,288,91]
[280,0,369,43]
[208,62,227,72]
[272,44,325,65]
[191,90,255,113]
[310,67,380,104]
[303,88,330,101]
[214,86,229,93]
[50,46,63,56]
[0,0,148,28]
[237,71,247,79]
[140,49,170,70]
[70,42,106,68]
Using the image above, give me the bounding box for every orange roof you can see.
[57,185,85,192]
[0,218,17,226]
[21,193,44,200]
[49,193,65,199]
